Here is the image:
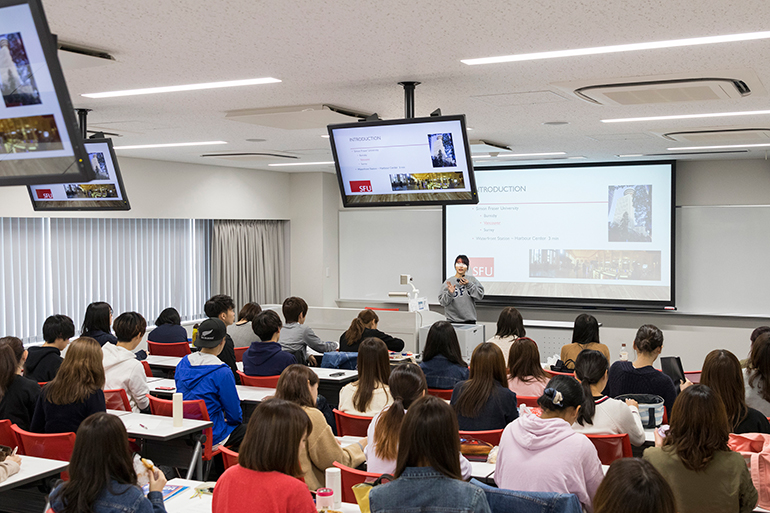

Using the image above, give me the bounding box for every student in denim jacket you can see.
[369,395,491,513]
[419,322,468,390]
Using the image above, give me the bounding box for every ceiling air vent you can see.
[225,105,371,130]
[575,78,750,106]
[662,128,770,143]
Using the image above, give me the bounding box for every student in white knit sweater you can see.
[572,349,645,446]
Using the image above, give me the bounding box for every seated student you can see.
[644,385,758,513]
[366,363,472,479]
[419,321,468,390]
[339,309,404,353]
[495,376,604,513]
[30,337,106,434]
[338,338,393,416]
[702,349,770,434]
[450,343,518,431]
[369,396,491,513]
[744,332,770,416]
[48,412,167,513]
[227,302,262,348]
[274,365,365,490]
[204,295,239,383]
[242,310,295,377]
[606,324,684,415]
[212,399,316,513]
[0,337,40,431]
[102,312,151,413]
[175,318,245,449]
[278,297,337,365]
[81,302,117,346]
[487,307,525,365]
[594,458,676,513]
[147,307,188,343]
[572,349,645,446]
[740,326,770,368]
[25,314,74,382]
[560,314,610,370]
[507,337,549,397]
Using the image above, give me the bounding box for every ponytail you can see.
[344,309,379,346]
[537,375,584,413]
[574,349,609,426]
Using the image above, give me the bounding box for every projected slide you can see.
[444,163,674,306]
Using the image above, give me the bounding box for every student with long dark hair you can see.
[339,309,404,352]
[451,343,518,431]
[745,332,770,416]
[81,302,117,346]
[594,458,676,513]
[438,254,485,324]
[487,307,525,365]
[369,395,491,513]
[47,412,167,513]
[0,337,40,430]
[212,399,316,513]
[25,314,74,382]
[147,307,188,343]
[644,385,757,513]
[702,349,770,433]
[495,376,603,512]
[338,338,392,416]
[572,349,645,446]
[227,302,262,348]
[419,321,468,389]
[507,337,549,396]
[560,314,609,370]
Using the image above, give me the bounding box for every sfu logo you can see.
[36,189,53,199]
[350,180,373,193]
[471,257,494,278]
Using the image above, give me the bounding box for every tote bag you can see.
[728,432,770,510]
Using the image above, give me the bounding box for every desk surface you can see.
[148,378,275,404]
[0,455,68,493]
[108,410,212,441]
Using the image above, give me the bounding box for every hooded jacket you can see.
[242,340,295,377]
[175,352,242,445]
[102,343,150,412]
[24,346,62,383]
[495,414,603,513]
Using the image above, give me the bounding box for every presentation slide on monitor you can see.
[331,119,473,204]
[445,163,673,304]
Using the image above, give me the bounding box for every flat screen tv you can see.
[27,138,130,211]
[0,0,93,186]
[328,114,478,207]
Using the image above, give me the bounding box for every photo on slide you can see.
[529,249,661,281]
[389,172,465,191]
[608,185,652,242]
[88,152,110,180]
[0,114,63,154]
[65,183,118,199]
[0,33,42,107]
[428,133,456,168]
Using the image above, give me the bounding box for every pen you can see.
[139,424,148,429]
[11,446,17,456]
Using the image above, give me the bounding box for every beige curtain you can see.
[211,220,287,308]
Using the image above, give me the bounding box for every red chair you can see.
[104,389,132,411]
[37,382,48,387]
[141,360,153,378]
[148,395,221,479]
[364,307,400,311]
[234,347,248,362]
[333,462,385,503]
[427,388,453,400]
[459,429,503,446]
[0,420,20,452]
[12,425,75,479]
[333,409,371,437]
[585,433,632,465]
[544,369,576,379]
[220,445,239,470]
[236,371,280,388]
[147,341,191,357]
[684,371,701,384]
[516,396,539,408]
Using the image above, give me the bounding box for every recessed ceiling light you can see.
[461,31,770,65]
[617,154,645,158]
[471,152,567,159]
[268,161,335,167]
[668,143,770,151]
[602,109,770,123]
[543,121,569,126]
[114,141,228,150]
[83,77,281,98]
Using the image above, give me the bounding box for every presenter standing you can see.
[439,254,485,323]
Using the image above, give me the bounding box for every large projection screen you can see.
[444,161,675,309]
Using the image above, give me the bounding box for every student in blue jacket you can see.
[175,318,245,449]
[243,310,296,377]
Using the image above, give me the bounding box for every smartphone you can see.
[157,386,175,391]
[329,372,345,377]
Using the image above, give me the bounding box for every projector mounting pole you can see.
[398,81,420,119]
[76,108,92,139]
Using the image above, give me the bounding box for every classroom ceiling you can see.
[45,0,770,173]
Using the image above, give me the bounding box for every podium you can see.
[418,322,485,359]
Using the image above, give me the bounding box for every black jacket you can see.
[218,334,240,385]
[82,329,118,347]
[24,346,63,383]
[339,328,405,352]
[0,375,41,431]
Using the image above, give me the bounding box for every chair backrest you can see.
[333,461,383,504]
[516,396,539,408]
[148,395,215,461]
[544,369,576,379]
[141,360,153,378]
[234,347,248,362]
[104,389,132,411]
[427,388,453,400]
[147,341,191,357]
[37,382,48,387]
[459,429,504,446]
[585,433,632,465]
[684,370,701,384]
[220,445,239,470]
[12,424,75,480]
[333,408,371,437]
[237,371,280,388]
[0,420,20,452]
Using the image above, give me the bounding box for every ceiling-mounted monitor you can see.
[27,138,130,211]
[328,114,478,207]
[0,0,93,186]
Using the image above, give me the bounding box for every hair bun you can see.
[544,387,564,407]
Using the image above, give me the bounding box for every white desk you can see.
[148,378,275,404]
[0,455,68,492]
[470,461,495,480]
[146,355,182,370]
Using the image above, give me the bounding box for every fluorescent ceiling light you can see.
[472,152,566,159]
[114,141,227,150]
[602,109,770,123]
[321,135,330,138]
[83,77,281,98]
[668,143,770,151]
[462,31,770,65]
[268,161,335,167]
[617,154,644,158]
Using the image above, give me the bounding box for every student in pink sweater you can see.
[495,376,604,513]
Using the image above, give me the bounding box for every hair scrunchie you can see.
[544,387,564,407]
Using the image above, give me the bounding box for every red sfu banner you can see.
[36,189,53,199]
[470,257,494,278]
[350,180,372,193]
